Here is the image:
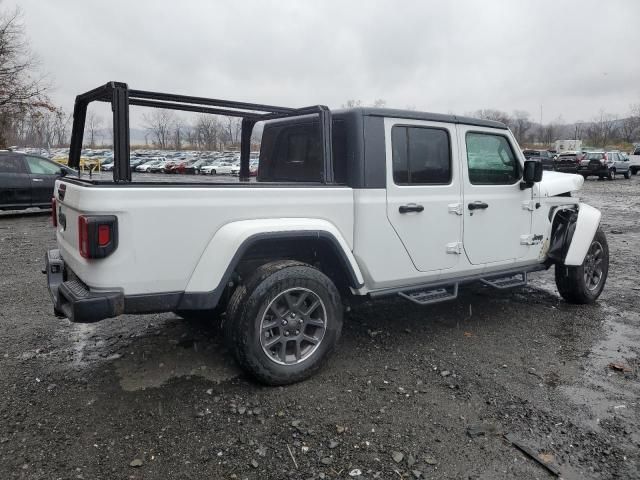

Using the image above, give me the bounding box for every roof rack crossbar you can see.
[129,89,294,115]
[129,98,263,118]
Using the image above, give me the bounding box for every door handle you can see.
[399,203,424,214]
[32,178,44,182]
[468,201,489,211]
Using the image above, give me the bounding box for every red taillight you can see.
[52,197,57,227]
[78,215,118,259]
[78,216,89,258]
[98,225,110,246]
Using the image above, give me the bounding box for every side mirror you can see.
[59,168,68,177]
[521,159,543,189]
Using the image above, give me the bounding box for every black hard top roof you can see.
[341,107,508,130]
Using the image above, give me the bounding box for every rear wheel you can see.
[555,228,609,304]
[607,169,616,180]
[631,167,638,175]
[224,260,343,385]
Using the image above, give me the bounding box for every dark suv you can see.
[0,151,75,210]
[554,151,583,173]
[522,149,554,170]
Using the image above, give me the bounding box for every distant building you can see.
[554,139,582,153]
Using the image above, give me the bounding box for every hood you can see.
[537,170,584,197]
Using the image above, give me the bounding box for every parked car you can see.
[101,160,115,171]
[522,149,554,170]
[136,158,167,173]
[577,151,631,180]
[46,81,609,385]
[201,161,239,175]
[554,151,583,173]
[0,151,75,210]
[184,158,211,175]
[628,149,640,175]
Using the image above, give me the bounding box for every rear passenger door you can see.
[458,126,532,265]
[25,156,61,205]
[0,153,31,208]
[385,119,462,272]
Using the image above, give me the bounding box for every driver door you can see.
[458,126,532,265]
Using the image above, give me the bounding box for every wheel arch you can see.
[185,219,364,298]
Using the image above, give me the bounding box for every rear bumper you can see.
[44,249,222,323]
[45,249,124,322]
[577,165,607,176]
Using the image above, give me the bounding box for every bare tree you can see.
[172,117,185,150]
[194,114,221,151]
[510,110,531,144]
[86,112,103,148]
[619,104,640,144]
[224,116,241,145]
[473,109,512,125]
[587,111,618,148]
[0,7,52,147]
[143,109,175,149]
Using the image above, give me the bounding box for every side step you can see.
[398,283,458,306]
[481,272,527,289]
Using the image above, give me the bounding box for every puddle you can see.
[561,306,640,430]
[114,340,240,391]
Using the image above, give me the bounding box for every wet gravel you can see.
[0,176,639,479]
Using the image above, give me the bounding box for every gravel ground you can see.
[0,176,639,480]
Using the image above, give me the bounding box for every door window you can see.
[466,132,520,185]
[26,156,61,175]
[392,126,451,185]
[0,155,26,173]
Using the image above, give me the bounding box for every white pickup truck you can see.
[45,82,609,385]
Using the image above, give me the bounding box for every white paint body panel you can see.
[55,183,355,295]
[564,203,602,266]
[186,218,363,292]
[383,118,463,272]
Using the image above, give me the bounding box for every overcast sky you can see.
[8,0,640,125]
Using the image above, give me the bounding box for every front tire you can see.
[224,260,343,385]
[623,169,631,179]
[607,169,616,180]
[555,228,609,304]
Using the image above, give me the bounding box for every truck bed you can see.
[55,178,354,296]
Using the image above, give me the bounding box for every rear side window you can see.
[0,155,26,174]
[26,156,62,175]
[259,121,346,184]
[391,126,451,185]
[466,132,520,185]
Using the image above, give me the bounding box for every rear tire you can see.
[631,167,638,175]
[224,260,343,385]
[607,169,615,180]
[555,228,609,304]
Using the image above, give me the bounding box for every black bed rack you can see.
[68,81,334,183]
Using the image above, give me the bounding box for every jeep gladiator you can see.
[45,82,609,385]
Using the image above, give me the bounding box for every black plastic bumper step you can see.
[481,272,527,289]
[398,283,458,306]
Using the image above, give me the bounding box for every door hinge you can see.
[446,242,463,254]
[521,200,540,211]
[448,203,463,215]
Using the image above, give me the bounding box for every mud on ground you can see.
[0,177,639,479]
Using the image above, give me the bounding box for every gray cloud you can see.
[10,0,640,124]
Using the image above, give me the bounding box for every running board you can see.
[398,283,458,306]
[480,272,527,289]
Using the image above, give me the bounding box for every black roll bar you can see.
[68,81,333,183]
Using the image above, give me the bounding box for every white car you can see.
[46,82,609,386]
[200,162,239,175]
